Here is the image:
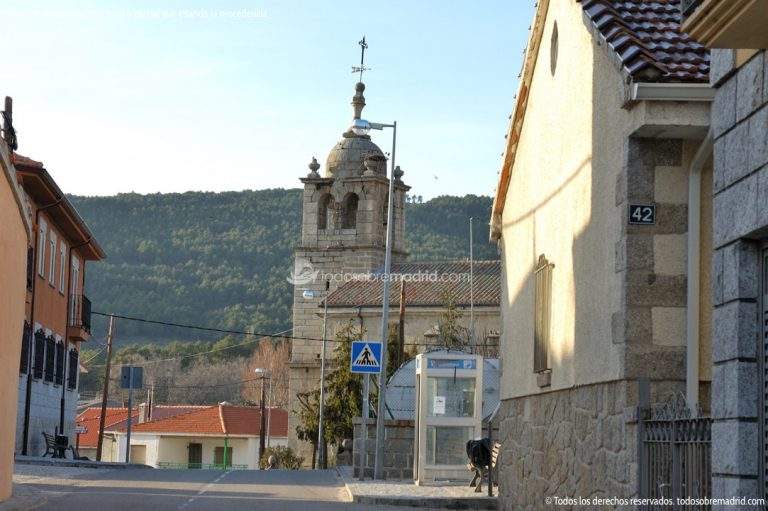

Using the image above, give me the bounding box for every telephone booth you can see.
[413,351,483,484]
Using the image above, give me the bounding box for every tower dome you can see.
[324,82,387,178]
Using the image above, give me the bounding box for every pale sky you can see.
[0,1,533,199]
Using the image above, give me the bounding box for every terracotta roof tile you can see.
[579,0,709,83]
[111,404,288,437]
[325,260,501,308]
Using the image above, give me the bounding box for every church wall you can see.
[324,305,501,357]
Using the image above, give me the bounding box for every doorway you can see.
[188,443,202,469]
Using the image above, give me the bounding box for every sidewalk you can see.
[337,466,497,510]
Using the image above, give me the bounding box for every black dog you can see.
[466,438,492,493]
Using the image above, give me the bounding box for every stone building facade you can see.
[287,80,409,464]
[681,0,768,500]
[708,49,768,500]
[489,1,713,507]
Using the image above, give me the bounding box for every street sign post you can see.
[351,341,382,374]
[120,366,143,463]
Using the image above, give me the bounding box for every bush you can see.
[259,446,304,470]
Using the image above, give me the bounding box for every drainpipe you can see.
[22,197,63,455]
[686,128,713,410]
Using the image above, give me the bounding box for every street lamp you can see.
[253,368,270,468]
[302,280,330,468]
[355,118,398,481]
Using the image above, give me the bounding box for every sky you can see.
[0,1,534,199]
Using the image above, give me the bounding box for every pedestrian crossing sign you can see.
[350,341,382,374]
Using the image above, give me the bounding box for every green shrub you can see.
[259,446,304,470]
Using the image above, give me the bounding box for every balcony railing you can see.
[68,294,92,334]
[157,462,248,470]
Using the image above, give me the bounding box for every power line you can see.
[85,310,499,369]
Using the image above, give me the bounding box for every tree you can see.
[295,320,366,468]
[436,291,470,350]
[242,338,290,408]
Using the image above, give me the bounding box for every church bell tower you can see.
[287,62,409,460]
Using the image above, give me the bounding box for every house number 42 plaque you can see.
[628,204,656,225]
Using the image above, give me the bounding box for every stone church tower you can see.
[287,81,409,462]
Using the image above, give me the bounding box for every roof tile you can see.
[579,0,709,83]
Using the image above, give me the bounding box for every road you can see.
[6,466,426,511]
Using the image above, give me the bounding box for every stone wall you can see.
[353,418,414,480]
[709,48,768,500]
[496,381,634,510]
[15,376,78,456]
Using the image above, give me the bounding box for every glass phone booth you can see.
[413,351,483,485]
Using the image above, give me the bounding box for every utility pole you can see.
[469,217,475,347]
[398,280,406,366]
[96,315,115,461]
[259,375,267,467]
[317,280,330,469]
[125,368,134,464]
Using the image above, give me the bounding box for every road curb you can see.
[350,494,497,510]
[335,467,497,510]
[14,455,151,470]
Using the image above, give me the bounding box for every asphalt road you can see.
[8,467,423,511]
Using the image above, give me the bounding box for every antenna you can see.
[351,36,371,82]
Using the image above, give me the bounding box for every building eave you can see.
[490,0,550,241]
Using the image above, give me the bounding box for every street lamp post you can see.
[254,368,270,468]
[303,280,330,469]
[351,118,398,480]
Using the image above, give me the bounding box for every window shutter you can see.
[534,255,554,373]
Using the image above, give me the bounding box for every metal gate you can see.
[641,394,712,509]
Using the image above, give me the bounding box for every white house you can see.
[77,403,288,469]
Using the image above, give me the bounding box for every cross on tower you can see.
[351,36,370,82]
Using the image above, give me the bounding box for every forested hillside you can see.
[70,190,495,344]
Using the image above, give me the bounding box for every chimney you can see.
[2,97,17,151]
[138,403,148,424]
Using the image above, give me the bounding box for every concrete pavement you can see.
[4,465,452,511]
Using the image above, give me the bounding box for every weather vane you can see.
[351,36,370,82]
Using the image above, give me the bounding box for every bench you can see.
[42,432,69,459]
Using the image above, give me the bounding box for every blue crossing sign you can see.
[350,341,382,374]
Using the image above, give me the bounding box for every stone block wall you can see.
[496,381,634,510]
[15,376,78,455]
[710,48,768,500]
[353,418,414,480]
[614,138,692,381]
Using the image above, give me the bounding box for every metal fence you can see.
[640,393,712,509]
[157,462,249,470]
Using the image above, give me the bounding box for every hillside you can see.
[70,190,496,343]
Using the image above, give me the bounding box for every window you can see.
[37,219,47,277]
[534,254,554,373]
[33,330,45,379]
[19,322,31,374]
[48,231,57,286]
[426,377,475,417]
[44,335,56,382]
[341,193,359,229]
[67,349,79,390]
[26,247,34,290]
[214,446,233,467]
[59,242,67,293]
[55,341,65,386]
[425,426,475,466]
[317,193,332,230]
